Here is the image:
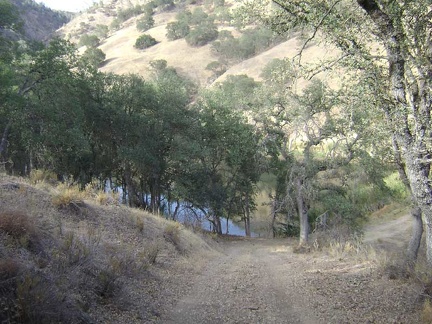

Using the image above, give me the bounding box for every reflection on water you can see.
[110,187,257,237]
[166,202,258,237]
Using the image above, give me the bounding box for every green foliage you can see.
[109,18,121,31]
[80,47,106,69]
[166,8,218,43]
[385,172,410,201]
[212,27,283,61]
[134,34,158,49]
[166,21,190,40]
[205,60,226,78]
[136,14,155,32]
[185,21,218,46]
[94,24,109,39]
[79,34,100,48]
[149,59,167,71]
[117,5,144,22]
[190,8,209,25]
[154,0,175,11]
[0,0,20,31]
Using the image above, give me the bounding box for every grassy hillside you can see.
[0,173,218,323]
[56,0,336,86]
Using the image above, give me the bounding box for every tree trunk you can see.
[270,198,277,238]
[124,163,139,208]
[244,192,251,237]
[296,177,309,245]
[407,206,423,263]
[0,121,11,157]
[357,0,432,264]
[214,214,222,234]
[392,136,423,262]
[172,200,180,221]
[404,150,432,264]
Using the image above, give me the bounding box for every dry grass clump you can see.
[84,181,121,206]
[0,174,217,322]
[0,211,40,250]
[29,169,57,185]
[422,299,432,323]
[311,224,383,263]
[164,222,183,252]
[52,183,86,209]
[94,191,120,206]
[143,242,160,264]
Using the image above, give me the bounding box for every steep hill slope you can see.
[56,0,335,86]
[10,0,71,42]
[0,173,218,322]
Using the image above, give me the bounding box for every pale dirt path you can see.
[160,215,420,324]
[163,239,318,324]
[363,213,412,248]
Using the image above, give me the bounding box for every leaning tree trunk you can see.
[392,136,423,262]
[296,177,309,245]
[404,148,432,264]
[407,206,423,264]
[357,0,432,263]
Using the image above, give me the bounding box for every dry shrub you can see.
[95,268,121,299]
[29,169,57,185]
[136,216,144,233]
[95,191,118,206]
[0,259,20,280]
[143,242,159,264]
[164,222,182,252]
[0,211,40,250]
[15,274,65,323]
[52,184,85,209]
[84,181,120,206]
[58,228,101,269]
[422,299,432,323]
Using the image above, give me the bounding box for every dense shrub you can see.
[185,22,218,46]
[94,24,109,39]
[117,5,143,23]
[190,8,209,25]
[154,0,175,11]
[136,14,155,32]
[81,47,106,68]
[110,18,121,31]
[134,34,158,49]
[166,21,190,40]
[212,27,284,61]
[79,34,100,48]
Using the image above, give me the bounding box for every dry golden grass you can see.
[57,0,340,87]
[0,173,218,323]
[51,183,86,208]
[422,299,432,324]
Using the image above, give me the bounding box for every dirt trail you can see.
[363,213,412,248]
[160,215,420,324]
[164,239,317,324]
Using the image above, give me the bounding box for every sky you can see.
[36,0,99,12]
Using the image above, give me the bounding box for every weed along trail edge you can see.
[161,235,420,324]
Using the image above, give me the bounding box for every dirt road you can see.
[161,216,420,323]
[164,239,318,323]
